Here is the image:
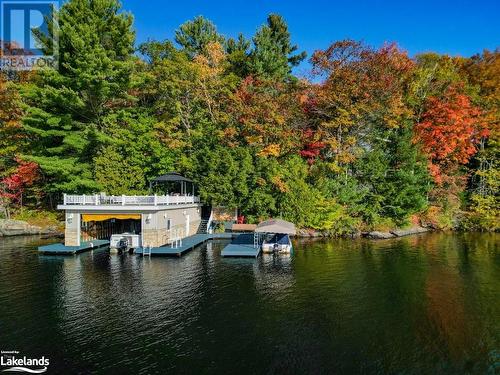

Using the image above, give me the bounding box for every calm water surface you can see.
[0,233,498,374]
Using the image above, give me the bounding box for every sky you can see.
[121,0,499,77]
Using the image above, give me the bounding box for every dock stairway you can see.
[197,219,209,234]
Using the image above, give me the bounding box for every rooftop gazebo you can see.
[149,172,195,196]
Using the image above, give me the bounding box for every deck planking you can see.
[221,233,261,258]
[38,240,110,254]
[135,232,236,256]
[38,232,238,256]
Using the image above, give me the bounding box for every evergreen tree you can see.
[249,14,306,80]
[226,33,251,77]
[175,16,224,58]
[20,0,135,202]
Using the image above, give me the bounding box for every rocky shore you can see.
[0,219,62,237]
[296,226,430,239]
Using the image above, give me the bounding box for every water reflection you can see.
[0,233,498,374]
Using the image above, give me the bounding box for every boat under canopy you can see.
[255,219,296,235]
[256,219,295,254]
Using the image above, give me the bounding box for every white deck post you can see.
[63,193,67,205]
[95,194,98,205]
[154,194,157,205]
[82,194,86,204]
[76,213,81,246]
[122,194,125,206]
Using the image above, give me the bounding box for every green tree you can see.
[175,16,224,58]
[249,14,306,80]
[355,125,430,226]
[21,0,136,203]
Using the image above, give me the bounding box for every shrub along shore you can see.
[0,1,498,235]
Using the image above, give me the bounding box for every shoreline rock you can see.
[296,226,430,240]
[390,226,429,237]
[0,219,62,237]
[365,231,396,239]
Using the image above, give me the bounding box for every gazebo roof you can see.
[151,172,193,183]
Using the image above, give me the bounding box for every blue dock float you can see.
[135,234,211,256]
[37,233,237,257]
[221,233,261,258]
[135,232,236,256]
[38,240,110,254]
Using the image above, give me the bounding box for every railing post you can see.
[95,194,99,205]
[166,195,169,205]
[122,194,125,206]
[154,194,157,206]
[63,193,67,205]
[83,194,86,205]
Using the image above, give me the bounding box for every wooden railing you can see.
[63,194,200,206]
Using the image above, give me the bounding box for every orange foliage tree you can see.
[306,40,414,168]
[415,87,489,185]
[228,76,303,157]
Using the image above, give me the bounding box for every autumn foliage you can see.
[415,87,489,184]
[0,3,497,231]
[0,158,39,204]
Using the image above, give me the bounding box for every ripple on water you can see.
[0,233,498,374]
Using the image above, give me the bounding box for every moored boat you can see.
[110,233,141,252]
[262,233,293,253]
[255,219,296,254]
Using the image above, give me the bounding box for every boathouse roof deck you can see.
[58,193,201,211]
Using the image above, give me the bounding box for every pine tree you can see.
[249,14,306,80]
[20,0,135,202]
[175,16,224,58]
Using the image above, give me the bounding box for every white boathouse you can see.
[58,173,206,248]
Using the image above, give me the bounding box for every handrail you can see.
[63,194,200,206]
[206,210,214,234]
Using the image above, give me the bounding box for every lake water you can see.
[0,233,498,374]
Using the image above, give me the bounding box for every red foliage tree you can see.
[414,87,489,184]
[0,158,39,205]
[299,129,326,164]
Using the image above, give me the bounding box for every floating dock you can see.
[136,232,235,256]
[135,233,211,256]
[38,233,236,256]
[38,239,110,254]
[221,233,261,258]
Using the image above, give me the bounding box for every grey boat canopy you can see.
[255,219,296,235]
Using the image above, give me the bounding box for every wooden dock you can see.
[37,232,236,256]
[38,239,110,254]
[221,233,261,258]
[135,232,235,256]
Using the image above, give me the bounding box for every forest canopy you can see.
[0,0,498,233]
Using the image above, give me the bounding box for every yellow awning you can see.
[82,214,141,222]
